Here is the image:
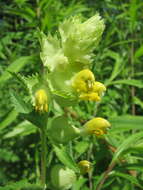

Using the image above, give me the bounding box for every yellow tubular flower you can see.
[78,160,91,174]
[72,69,95,92]
[93,81,106,94]
[72,69,106,102]
[83,117,111,136]
[35,89,48,113]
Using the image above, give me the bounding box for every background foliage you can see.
[0,0,143,189]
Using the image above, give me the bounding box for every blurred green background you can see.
[0,0,143,189]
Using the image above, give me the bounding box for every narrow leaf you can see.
[53,145,79,172]
[4,120,37,138]
[111,131,143,163]
[108,79,143,88]
[0,56,34,84]
[0,109,18,130]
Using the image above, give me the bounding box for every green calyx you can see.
[50,164,76,190]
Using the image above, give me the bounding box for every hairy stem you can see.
[40,126,47,188]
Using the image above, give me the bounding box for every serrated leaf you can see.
[53,145,79,173]
[8,72,28,90]
[10,90,32,113]
[0,56,35,84]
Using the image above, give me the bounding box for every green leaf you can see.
[0,56,35,84]
[52,90,76,100]
[53,145,79,173]
[133,96,143,109]
[0,180,42,190]
[72,178,87,190]
[0,109,18,130]
[0,148,19,162]
[135,44,143,59]
[4,120,37,139]
[10,90,32,113]
[74,141,89,155]
[111,171,143,188]
[108,79,143,88]
[117,163,143,173]
[111,131,143,163]
[104,50,123,85]
[21,111,49,129]
[109,115,143,132]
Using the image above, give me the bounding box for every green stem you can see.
[96,162,116,190]
[40,126,47,188]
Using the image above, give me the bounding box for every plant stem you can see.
[40,126,47,188]
[130,40,136,115]
[96,162,116,190]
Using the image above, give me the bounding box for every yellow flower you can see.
[72,69,106,102]
[72,69,95,93]
[79,92,100,101]
[92,81,106,94]
[78,160,91,174]
[83,117,111,136]
[35,89,48,113]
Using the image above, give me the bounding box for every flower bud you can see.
[35,89,48,113]
[82,117,111,136]
[78,160,91,174]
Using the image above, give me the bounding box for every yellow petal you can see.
[93,81,106,93]
[79,92,100,101]
[72,69,95,92]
